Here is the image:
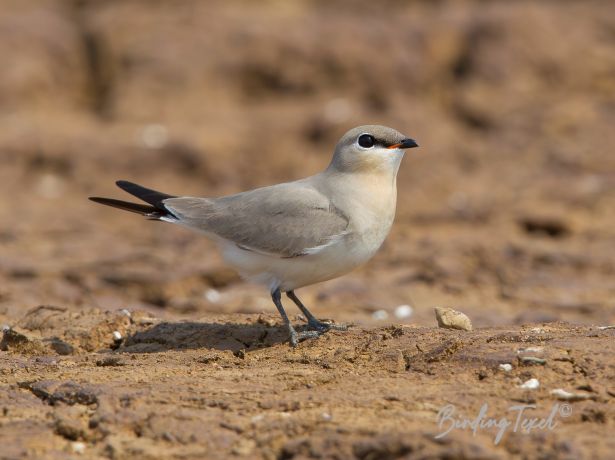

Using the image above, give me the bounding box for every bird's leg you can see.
[286,290,348,332]
[271,288,319,347]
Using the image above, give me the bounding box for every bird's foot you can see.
[306,319,348,332]
[287,320,348,347]
[289,328,320,347]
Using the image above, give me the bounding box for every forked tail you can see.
[89,180,177,219]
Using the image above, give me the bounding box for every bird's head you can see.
[327,125,418,175]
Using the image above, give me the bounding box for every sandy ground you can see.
[1,0,614,458]
[1,310,615,459]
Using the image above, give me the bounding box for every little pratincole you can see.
[90,125,418,346]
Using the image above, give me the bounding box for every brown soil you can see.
[1,1,614,459]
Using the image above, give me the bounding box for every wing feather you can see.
[162,183,349,258]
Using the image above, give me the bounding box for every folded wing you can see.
[162,183,350,258]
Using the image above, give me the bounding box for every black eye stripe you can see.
[358,134,375,148]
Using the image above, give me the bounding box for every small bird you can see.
[90,125,418,346]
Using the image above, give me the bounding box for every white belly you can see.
[218,228,387,292]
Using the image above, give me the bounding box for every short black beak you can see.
[387,138,419,150]
[400,138,419,149]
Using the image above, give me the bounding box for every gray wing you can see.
[162,183,350,258]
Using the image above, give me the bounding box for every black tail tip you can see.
[115,180,133,189]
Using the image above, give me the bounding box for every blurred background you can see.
[1,0,614,328]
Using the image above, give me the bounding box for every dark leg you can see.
[271,288,319,347]
[286,290,347,332]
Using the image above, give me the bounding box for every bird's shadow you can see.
[119,321,289,353]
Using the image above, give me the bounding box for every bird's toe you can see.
[306,319,348,332]
[288,329,320,347]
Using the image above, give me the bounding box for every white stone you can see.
[372,310,388,320]
[205,289,222,303]
[394,304,413,319]
[550,388,592,401]
[71,442,86,454]
[519,378,540,390]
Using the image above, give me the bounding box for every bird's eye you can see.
[358,134,375,148]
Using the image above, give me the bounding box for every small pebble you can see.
[519,378,540,390]
[394,304,413,319]
[120,309,131,317]
[550,388,593,401]
[1,325,9,332]
[205,289,222,303]
[434,307,473,331]
[321,412,332,421]
[71,442,86,454]
[517,346,543,354]
[499,363,513,372]
[112,331,122,342]
[372,310,389,320]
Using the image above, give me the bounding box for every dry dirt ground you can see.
[1,1,614,459]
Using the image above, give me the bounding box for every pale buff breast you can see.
[219,172,399,291]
